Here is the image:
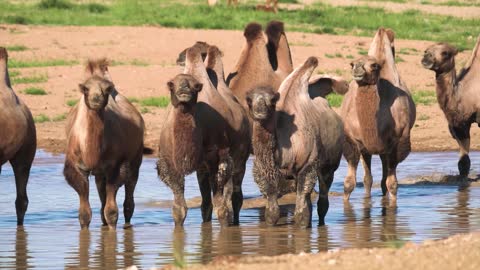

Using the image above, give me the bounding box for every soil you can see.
[1,24,479,154]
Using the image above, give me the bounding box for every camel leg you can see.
[158,156,188,226]
[385,153,399,203]
[360,152,373,197]
[252,160,280,226]
[10,159,33,226]
[449,124,471,177]
[380,154,388,196]
[197,168,213,223]
[294,168,316,228]
[124,162,140,228]
[104,181,120,230]
[317,166,334,226]
[64,160,91,229]
[343,139,360,201]
[231,163,246,225]
[95,175,107,226]
[212,152,233,226]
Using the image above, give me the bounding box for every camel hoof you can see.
[343,193,351,201]
[172,205,187,226]
[215,206,230,226]
[458,155,470,177]
[108,225,117,231]
[265,210,280,226]
[294,214,311,229]
[123,223,133,229]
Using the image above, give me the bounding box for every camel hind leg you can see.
[104,165,122,230]
[294,167,316,228]
[343,138,360,201]
[64,160,92,229]
[124,157,141,228]
[231,163,246,225]
[10,142,35,226]
[317,165,336,226]
[197,167,213,223]
[360,152,373,197]
[95,175,107,226]
[449,124,471,177]
[211,151,233,226]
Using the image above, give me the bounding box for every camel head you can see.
[422,43,458,73]
[168,74,203,108]
[351,56,381,86]
[246,86,279,121]
[79,76,114,111]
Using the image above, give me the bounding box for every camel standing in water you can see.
[0,47,36,225]
[341,28,416,202]
[422,36,480,177]
[247,57,344,228]
[64,59,146,229]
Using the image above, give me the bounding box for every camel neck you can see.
[435,69,458,117]
[79,102,105,169]
[355,84,383,152]
[171,105,201,175]
[252,119,277,163]
[0,57,12,89]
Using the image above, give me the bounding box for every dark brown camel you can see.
[64,59,146,229]
[0,47,36,225]
[341,28,416,203]
[247,57,344,228]
[157,46,234,226]
[422,36,480,177]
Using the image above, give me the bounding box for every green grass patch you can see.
[33,114,50,123]
[23,87,47,95]
[326,93,344,108]
[128,97,139,103]
[11,73,48,84]
[417,114,430,121]
[412,90,436,105]
[111,59,150,66]
[140,96,170,108]
[358,49,368,55]
[140,107,150,114]
[66,99,79,107]
[398,47,418,55]
[395,56,405,63]
[8,70,21,78]
[9,59,79,68]
[0,1,478,50]
[52,113,67,121]
[6,45,28,51]
[346,54,354,59]
[290,41,313,47]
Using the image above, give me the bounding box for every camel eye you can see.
[371,63,379,70]
[441,51,450,58]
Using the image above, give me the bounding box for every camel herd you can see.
[1,21,479,230]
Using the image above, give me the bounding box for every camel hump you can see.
[0,47,7,59]
[86,58,110,75]
[206,45,222,67]
[186,45,203,63]
[244,22,263,42]
[304,57,318,69]
[385,29,395,43]
[266,20,284,45]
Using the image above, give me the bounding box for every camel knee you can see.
[458,154,470,177]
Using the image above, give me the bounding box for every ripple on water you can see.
[0,150,479,268]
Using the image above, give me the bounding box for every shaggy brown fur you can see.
[158,45,235,226]
[422,36,480,176]
[0,47,37,226]
[64,59,145,229]
[247,57,344,228]
[341,28,416,203]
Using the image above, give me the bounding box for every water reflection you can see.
[15,227,30,270]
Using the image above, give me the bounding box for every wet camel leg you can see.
[104,181,119,229]
[449,124,471,177]
[197,168,213,223]
[294,168,316,228]
[95,176,107,226]
[124,164,139,228]
[317,167,334,226]
[343,139,360,201]
[64,161,92,229]
[212,153,232,226]
[360,152,373,197]
[231,164,246,225]
[385,153,399,203]
[380,154,388,196]
[10,142,35,226]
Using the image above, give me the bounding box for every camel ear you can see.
[79,83,88,94]
[193,83,203,93]
[104,85,114,95]
[272,92,280,103]
[167,81,175,92]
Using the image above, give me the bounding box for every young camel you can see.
[341,28,415,202]
[422,36,480,177]
[157,46,234,226]
[0,47,36,225]
[64,59,146,229]
[246,57,344,228]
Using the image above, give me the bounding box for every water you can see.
[0,150,480,269]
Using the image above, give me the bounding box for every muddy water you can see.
[0,151,480,269]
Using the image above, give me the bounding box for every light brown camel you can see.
[246,57,344,228]
[341,28,415,202]
[422,36,480,176]
[157,46,235,226]
[64,59,146,229]
[0,47,36,226]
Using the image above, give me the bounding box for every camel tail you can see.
[143,147,154,155]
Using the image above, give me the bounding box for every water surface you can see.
[0,150,479,269]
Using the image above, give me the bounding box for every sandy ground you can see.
[184,231,480,270]
[1,24,479,154]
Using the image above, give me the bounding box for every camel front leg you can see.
[64,160,92,229]
[380,154,388,196]
[317,166,335,226]
[104,181,120,230]
[360,152,373,197]
[10,142,35,226]
[157,156,187,226]
[294,168,316,228]
[123,164,139,229]
[212,151,233,226]
[95,176,107,226]
[385,153,399,203]
[343,138,360,201]
[231,163,246,225]
[449,124,471,177]
[253,160,280,226]
[197,168,213,223]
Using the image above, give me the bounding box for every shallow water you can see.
[0,150,480,269]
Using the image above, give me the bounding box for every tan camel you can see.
[0,47,36,225]
[246,57,344,228]
[422,36,480,176]
[64,59,146,229]
[157,46,235,226]
[341,28,415,202]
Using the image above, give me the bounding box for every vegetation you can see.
[326,93,344,108]
[11,73,48,84]
[140,96,170,108]
[412,90,436,105]
[9,59,78,68]
[23,87,47,95]
[111,59,150,66]
[6,45,28,51]
[52,113,67,121]
[34,114,50,123]
[66,99,79,107]
[0,0,478,50]
[417,114,430,121]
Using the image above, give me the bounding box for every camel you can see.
[422,36,480,177]
[64,59,146,229]
[0,47,36,226]
[157,45,239,226]
[246,57,344,228]
[341,28,415,202]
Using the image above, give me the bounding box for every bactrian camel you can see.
[341,28,416,202]
[247,57,344,228]
[64,59,146,229]
[422,36,480,177]
[0,47,37,226]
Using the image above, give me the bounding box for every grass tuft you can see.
[52,113,67,121]
[326,93,344,108]
[66,99,79,107]
[34,114,50,123]
[38,0,73,10]
[11,74,48,84]
[412,90,436,105]
[6,45,28,51]
[140,96,170,108]
[24,87,47,95]
[10,59,78,68]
